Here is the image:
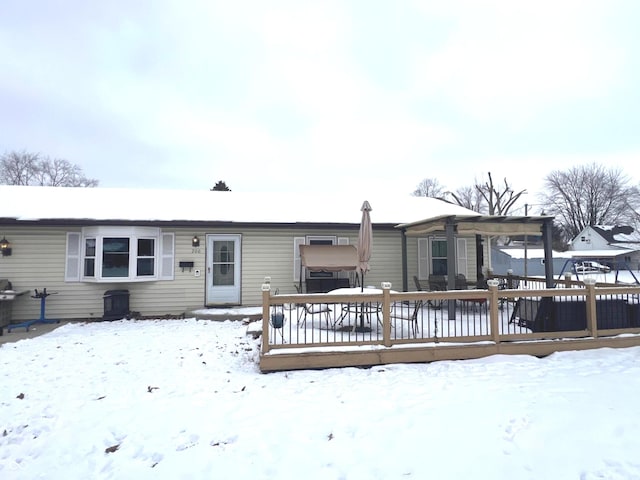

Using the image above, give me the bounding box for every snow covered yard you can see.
[2,318,640,479]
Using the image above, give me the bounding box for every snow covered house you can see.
[0,185,553,323]
[570,225,640,270]
[494,247,571,277]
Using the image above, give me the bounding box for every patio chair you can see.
[390,300,423,338]
[459,295,487,313]
[427,274,447,309]
[413,275,426,291]
[499,278,520,311]
[299,303,333,329]
[289,283,334,329]
[455,273,471,290]
[428,274,447,291]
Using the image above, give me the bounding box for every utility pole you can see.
[524,203,528,285]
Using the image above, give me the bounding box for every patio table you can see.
[326,287,393,332]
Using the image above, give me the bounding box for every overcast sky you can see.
[2,1,639,213]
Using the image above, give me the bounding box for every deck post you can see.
[261,284,271,354]
[583,278,598,338]
[382,282,392,347]
[487,279,500,344]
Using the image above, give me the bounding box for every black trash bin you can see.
[103,289,130,321]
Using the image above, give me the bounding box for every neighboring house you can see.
[0,186,552,323]
[494,247,571,277]
[490,246,516,275]
[569,225,640,270]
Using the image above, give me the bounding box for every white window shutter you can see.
[293,237,306,282]
[159,233,175,280]
[418,238,429,279]
[456,238,468,277]
[65,232,81,282]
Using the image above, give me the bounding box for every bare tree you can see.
[446,185,486,213]
[412,177,446,198]
[540,163,640,241]
[0,151,98,187]
[35,157,98,187]
[0,151,39,185]
[476,172,526,215]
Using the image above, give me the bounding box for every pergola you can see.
[396,213,556,305]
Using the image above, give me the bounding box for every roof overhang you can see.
[397,215,554,236]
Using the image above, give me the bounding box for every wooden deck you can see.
[259,277,640,372]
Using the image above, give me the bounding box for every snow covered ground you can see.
[2,318,640,479]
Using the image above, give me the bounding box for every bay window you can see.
[66,227,174,282]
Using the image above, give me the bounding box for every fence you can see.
[259,276,640,371]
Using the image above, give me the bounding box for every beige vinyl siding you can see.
[2,226,207,321]
[239,228,297,303]
[238,228,405,305]
[2,224,484,320]
[1,226,93,321]
[406,237,420,285]
[461,237,477,282]
[360,230,404,289]
[240,229,357,304]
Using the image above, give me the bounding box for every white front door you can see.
[206,234,241,305]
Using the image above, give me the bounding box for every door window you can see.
[212,241,235,286]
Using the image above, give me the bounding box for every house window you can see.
[431,239,448,275]
[103,237,130,277]
[418,237,468,279]
[137,238,155,276]
[68,227,172,283]
[84,238,96,277]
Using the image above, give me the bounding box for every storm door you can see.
[205,234,241,305]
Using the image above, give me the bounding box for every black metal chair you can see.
[390,300,423,338]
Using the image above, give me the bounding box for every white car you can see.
[574,261,611,273]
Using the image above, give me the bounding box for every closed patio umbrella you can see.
[357,200,372,291]
[354,200,373,333]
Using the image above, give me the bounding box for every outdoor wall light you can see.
[192,235,200,248]
[0,237,12,256]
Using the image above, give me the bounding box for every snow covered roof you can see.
[592,225,640,243]
[501,247,635,259]
[0,185,482,225]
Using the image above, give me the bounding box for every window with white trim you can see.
[66,227,174,282]
[431,238,448,275]
[417,236,468,278]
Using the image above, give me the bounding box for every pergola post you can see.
[446,219,457,320]
[542,218,555,288]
